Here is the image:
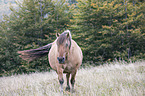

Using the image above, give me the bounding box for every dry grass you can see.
[0,61,145,96]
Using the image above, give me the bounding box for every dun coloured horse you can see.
[18,30,83,93]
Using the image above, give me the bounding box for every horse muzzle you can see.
[57,57,65,64]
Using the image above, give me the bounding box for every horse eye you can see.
[66,43,68,47]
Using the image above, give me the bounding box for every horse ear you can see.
[56,32,60,37]
[66,32,71,49]
[66,33,70,38]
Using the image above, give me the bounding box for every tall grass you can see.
[0,61,145,96]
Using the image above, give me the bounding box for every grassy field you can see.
[0,61,145,96]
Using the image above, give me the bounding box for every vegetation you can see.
[0,61,145,96]
[0,0,72,76]
[71,0,145,63]
[0,0,145,76]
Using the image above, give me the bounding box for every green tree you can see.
[71,0,145,64]
[0,0,71,76]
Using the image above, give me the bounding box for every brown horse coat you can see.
[49,39,83,73]
[49,30,83,93]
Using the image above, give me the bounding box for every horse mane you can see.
[62,30,72,39]
[57,30,72,49]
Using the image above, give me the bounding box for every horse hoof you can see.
[65,87,70,91]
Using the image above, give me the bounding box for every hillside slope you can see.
[0,61,145,96]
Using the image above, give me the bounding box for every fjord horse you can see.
[18,30,83,93]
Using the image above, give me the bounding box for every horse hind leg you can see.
[65,73,70,91]
[71,71,77,93]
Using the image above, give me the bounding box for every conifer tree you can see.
[71,0,145,64]
[0,0,71,75]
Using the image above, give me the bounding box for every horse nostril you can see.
[62,57,64,60]
[57,57,65,63]
[60,57,64,61]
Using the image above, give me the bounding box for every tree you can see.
[0,0,72,76]
[71,0,145,64]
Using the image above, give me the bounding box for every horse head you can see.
[56,30,72,64]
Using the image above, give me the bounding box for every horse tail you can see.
[17,43,52,62]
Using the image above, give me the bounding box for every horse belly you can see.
[63,62,80,73]
[63,66,74,73]
[48,45,58,71]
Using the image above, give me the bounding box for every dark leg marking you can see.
[59,78,64,94]
[71,79,75,88]
[71,71,77,93]
[59,79,64,85]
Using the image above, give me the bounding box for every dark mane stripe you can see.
[57,30,72,49]
[57,34,67,45]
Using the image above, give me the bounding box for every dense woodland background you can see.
[0,0,145,76]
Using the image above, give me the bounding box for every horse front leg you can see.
[57,67,64,94]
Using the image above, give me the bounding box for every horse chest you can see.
[62,63,75,73]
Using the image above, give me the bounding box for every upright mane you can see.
[62,30,72,39]
[57,30,72,49]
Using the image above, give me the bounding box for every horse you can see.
[18,30,83,94]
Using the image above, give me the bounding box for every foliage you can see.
[0,0,71,76]
[71,0,145,64]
